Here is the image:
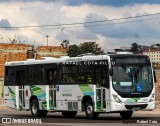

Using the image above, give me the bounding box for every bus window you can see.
[7,67,16,85]
[77,65,94,84]
[61,65,76,84]
[86,66,93,83]
[77,74,86,83]
[27,66,34,85]
[95,67,107,87]
[4,67,9,85]
[87,74,92,83]
[47,69,57,85]
[16,71,25,85]
[34,66,44,85]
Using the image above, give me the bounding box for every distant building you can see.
[0,43,67,98]
[0,43,33,98]
[120,47,131,51]
[121,45,150,54]
[143,49,160,63]
[36,46,67,59]
[0,44,67,77]
[114,49,123,52]
[138,45,148,51]
[0,43,33,77]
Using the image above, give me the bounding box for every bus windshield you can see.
[112,64,153,94]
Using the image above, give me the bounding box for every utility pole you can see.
[46,35,50,46]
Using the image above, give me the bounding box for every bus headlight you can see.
[149,93,155,102]
[112,94,122,103]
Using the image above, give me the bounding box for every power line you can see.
[1,16,160,32]
[0,12,160,29]
[62,17,160,30]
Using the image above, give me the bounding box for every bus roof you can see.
[4,54,148,66]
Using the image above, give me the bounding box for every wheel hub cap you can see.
[87,105,93,114]
[32,103,37,114]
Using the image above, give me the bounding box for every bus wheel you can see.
[62,111,77,118]
[31,99,48,117]
[119,111,133,119]
[85,100,99,119]
[31,99,40,117]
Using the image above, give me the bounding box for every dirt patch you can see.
[0,98,4,105]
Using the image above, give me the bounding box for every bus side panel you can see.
[4,86,17,109]
[56,84,94,111]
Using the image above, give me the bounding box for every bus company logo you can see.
[2,118,11,123]
[134,98,140,103]
[2,118,42,124]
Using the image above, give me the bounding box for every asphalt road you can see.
[0,109,160,126]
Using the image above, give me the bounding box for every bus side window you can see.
[4,67,9,85]
[34,66,44,85]
[61,65,76,84]
[95,66,108,88]
[48,70,53,85]
[87,74,92,83]
[27,66,34,85]
[47,69,57,85]
[8,67,16,85]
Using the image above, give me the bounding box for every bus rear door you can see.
[46,64,58,110]
[95,66,106,111]
[16,67,26,110]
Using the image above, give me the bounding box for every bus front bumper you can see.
[109,101,155,112]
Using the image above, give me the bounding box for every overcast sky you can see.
[0,0,160,51]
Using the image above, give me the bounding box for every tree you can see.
[131,43,139,54]
[67,42,104,57]
[6,35,28,44]
[61,40,70,49]
[80,42,104,55]
[67,44,80,57]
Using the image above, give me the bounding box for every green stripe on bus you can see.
[33,90,44,95]
[79,84,92,92]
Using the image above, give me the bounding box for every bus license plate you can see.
[133,107,140,110]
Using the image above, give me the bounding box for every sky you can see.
[0,0,160,52]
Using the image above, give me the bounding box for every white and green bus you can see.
[4,53,156,119]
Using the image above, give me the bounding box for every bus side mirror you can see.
[153,71,157,83]
[109,68,113,76]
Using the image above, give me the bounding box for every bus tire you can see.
[119,111,133,119]
[62,111,77,118]
[31,99,48,117]
[85,100,99,119]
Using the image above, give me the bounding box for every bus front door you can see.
[95,67,106,111]
[17,71,25,110]
[47,69,57,110]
